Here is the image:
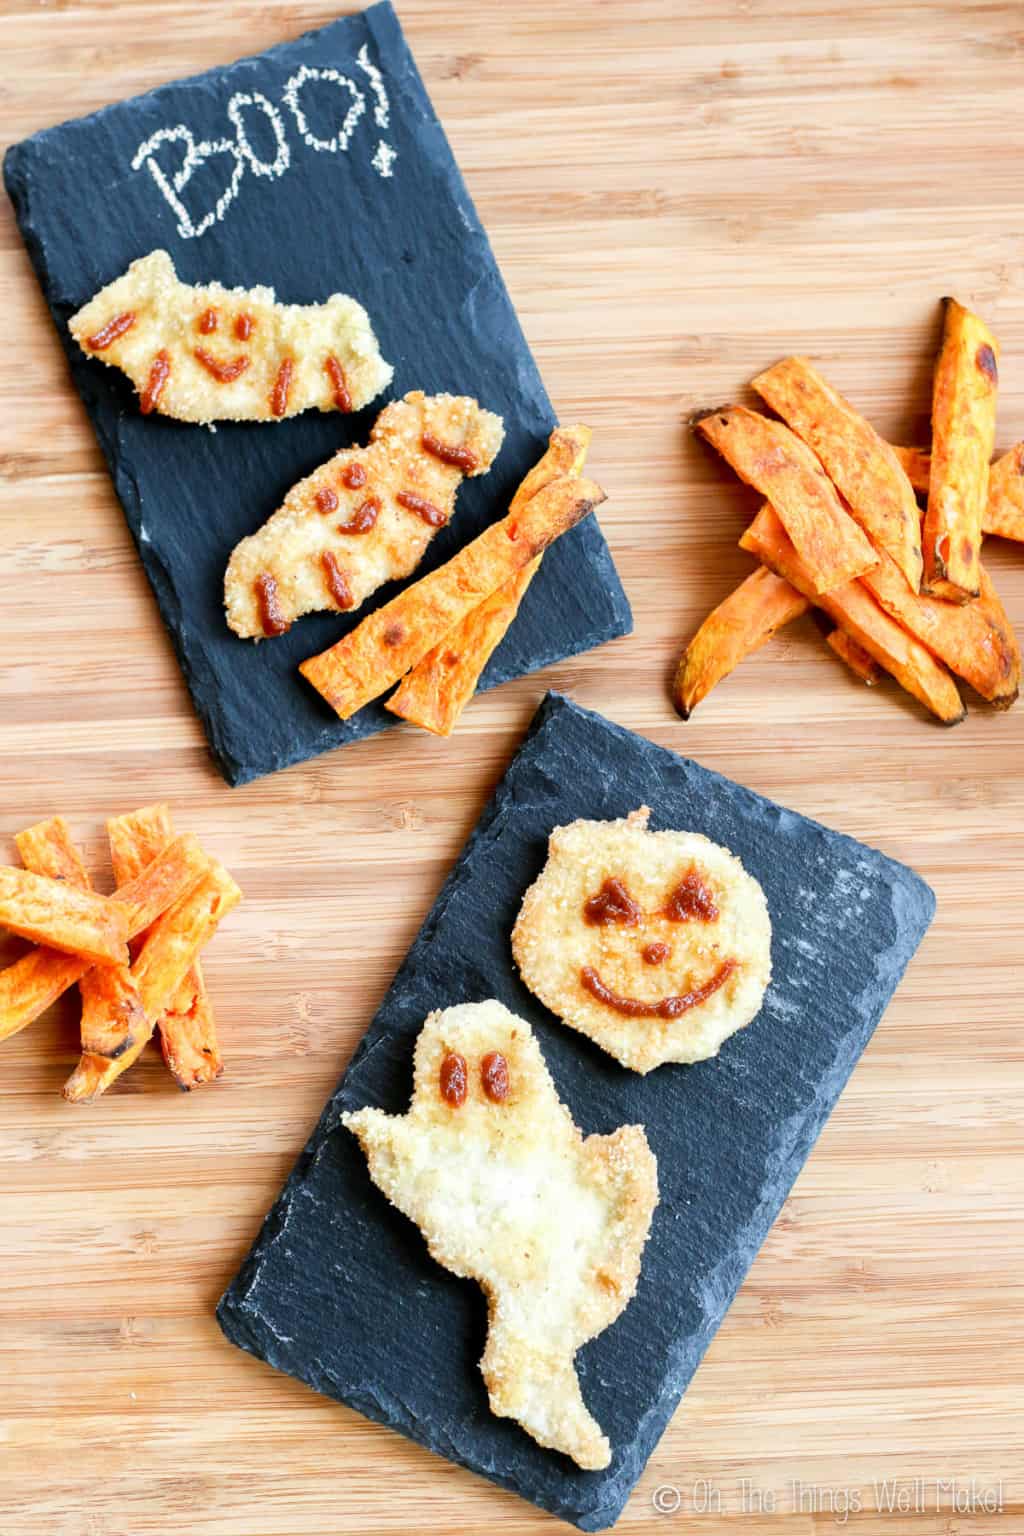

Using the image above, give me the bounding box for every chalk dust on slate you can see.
[3,2,631,785]
[217,692,935,1530]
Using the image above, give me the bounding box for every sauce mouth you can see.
[580,958,738,1020]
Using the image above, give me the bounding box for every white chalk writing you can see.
[131,45,396,239]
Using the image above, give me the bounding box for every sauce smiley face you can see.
[512,806,773,1074]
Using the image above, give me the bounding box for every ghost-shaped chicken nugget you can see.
[512,808,771,1073]
[342,1000,658,1470]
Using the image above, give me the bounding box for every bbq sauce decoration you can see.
[69,249,393,426]
[512,807,773,1074]
[343,1000,659,1471]
[225,390,505,639]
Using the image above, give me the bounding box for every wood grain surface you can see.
[1,3,1022,1533]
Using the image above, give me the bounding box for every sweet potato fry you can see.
[301,475,605,720]
[110,832,209,936]
[696,406,877,594]
[752,357,923,591]
[0,865,128,966]
[922,297,999,601]
[108,806,223,1089]
[16,817,144,1061]
[894,441,1024,542]
[891,445,931,496]
[827,630,881,685]
[64,860,241,1103]
[983,442,1024,542]
[386,426,592,736]
[861,550,1019,707]
[740,504,965,724]
[0,948,88,1043]
[672,566,809,719]
[13,817,90,887]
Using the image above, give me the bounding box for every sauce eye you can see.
[662,870,718,923]
[480,1051,509,1102]
[583,877,642,927]
[439,1052,468,1107]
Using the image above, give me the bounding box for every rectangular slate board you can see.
[217,691,936,1530]
[3,2,630,786]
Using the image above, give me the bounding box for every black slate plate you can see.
[218,692,936,1529]
[3,2,630,785]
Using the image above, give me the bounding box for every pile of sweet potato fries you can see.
[675,299,1022,723]
[0,806,240,1100]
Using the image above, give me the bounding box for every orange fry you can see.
[740,505,965,725]
[387,426,592,736]
[752,357,923,591]
[15,817,144,1062]
[893,442,1024,544]
[696,405,877,593]
[861,552,1019,708]
[827,630,881,685]
[984,443,1024,542]
[922,297,998,601]
[108,805,223,1090]
[110,832,209,936]
[301,475,605,720]
[64,860,241,1103]
[0,948,88,1044]
[0,865,128,966]
[672,565,809,719]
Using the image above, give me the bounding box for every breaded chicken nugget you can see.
[225,390,504,638]
[343,1000,658,1470]
[69,249,392,424]
[512,808,771,1073]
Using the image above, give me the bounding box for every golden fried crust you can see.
[69,249,393,424]
[224,391,505,638]
[343,1001,658,1470]
[512,809,772,1074]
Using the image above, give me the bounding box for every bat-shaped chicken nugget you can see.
[343,1000,658,1470]
[69,249,392,425]
[513,809,772,1073]
[225,390,504,637]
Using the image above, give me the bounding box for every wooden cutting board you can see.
[1,3,1021,1534]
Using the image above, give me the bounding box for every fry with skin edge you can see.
[672,566,809,719]
[15,817,144,1062]
[827,630,881,685]
[0,949,88,1043]
[64,860,241,1103]
[893,442,1024,542]
[922,297,999,601]
[0,866,128,966]
[386,426,592,736]
[861,553,1019,708]
[109,806,223,1090]
[301,476,605,720]
[740,504,965,725]
[751,357,923,591]
[696,405,877,594]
